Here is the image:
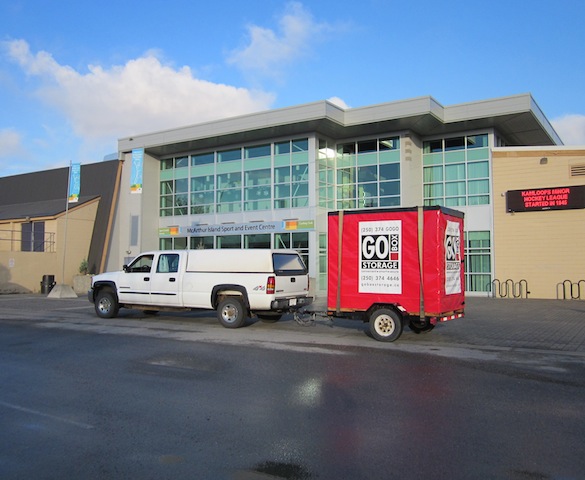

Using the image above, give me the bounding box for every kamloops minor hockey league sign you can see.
[359,220,402,294]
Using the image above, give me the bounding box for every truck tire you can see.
[217,297,246,329]
[369,308,403,342]
[94,289,119,319]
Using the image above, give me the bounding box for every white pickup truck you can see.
[88,249,312,328]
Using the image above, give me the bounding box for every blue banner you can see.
[68,163,81,203]
[131,148,144,194]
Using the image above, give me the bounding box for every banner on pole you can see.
[68,163,81,203]
[131,148,144,194]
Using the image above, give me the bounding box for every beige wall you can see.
[492,148,585,299]
[0,199,99,293]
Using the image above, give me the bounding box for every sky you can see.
[1,0,585,178]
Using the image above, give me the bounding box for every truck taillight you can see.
[267,276,275,294]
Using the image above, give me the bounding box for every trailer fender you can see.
[364,303,406,323]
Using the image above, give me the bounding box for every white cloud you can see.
[227,2,334,79]
[3,39,275,141]
[0,128,24,157]
[551,114,585,145]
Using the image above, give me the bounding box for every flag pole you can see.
[48,161,77,298]
[61,161,71,283]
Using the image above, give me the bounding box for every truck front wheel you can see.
[369,308,403,342]
[95,289,119,319]
[217,297,246,329]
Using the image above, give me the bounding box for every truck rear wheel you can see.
[95,289,119,319]
[369,308,403,342]
[217,297,246,329]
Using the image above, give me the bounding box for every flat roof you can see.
[118,94,563,158]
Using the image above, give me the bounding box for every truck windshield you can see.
[272,253,307,275]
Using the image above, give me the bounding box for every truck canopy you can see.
[185,249,307,275]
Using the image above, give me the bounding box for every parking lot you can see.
[1,293,584,355]
[2,293,585,479]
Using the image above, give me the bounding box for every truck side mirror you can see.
[123,264,129,272]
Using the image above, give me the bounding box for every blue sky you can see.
[1,0,585,177]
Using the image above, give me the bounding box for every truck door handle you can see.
[144,277,150,281]
[291,277,296,282]
[169,278,176,282]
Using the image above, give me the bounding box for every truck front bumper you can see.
[271,296,313,311]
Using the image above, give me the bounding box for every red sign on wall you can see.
[506,185,585,212]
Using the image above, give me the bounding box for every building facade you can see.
[492,147,585,299]
[0,160,121,293]
[107,94,567,298]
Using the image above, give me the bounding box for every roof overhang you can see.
[0,196,100,222]
[118,94,562,159]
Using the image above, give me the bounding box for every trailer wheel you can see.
[217,297,246,329]
[256,313,282,323]
[408,320,435,334]
[94,289,119,319]
[369,308,403,342]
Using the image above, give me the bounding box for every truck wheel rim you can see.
[98,298,111,313]
[222,305,237,323]
[374,315,395,336]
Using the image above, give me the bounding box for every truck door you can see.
[118,253,154,304]
[150,253,181,306]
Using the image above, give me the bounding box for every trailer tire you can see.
[217,297,246,329]
[257,313,282,323]
[408,320,435,334]
[369,308,403,342]
[94,289,119,319]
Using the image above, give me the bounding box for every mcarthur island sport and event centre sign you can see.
[506,185,585,212]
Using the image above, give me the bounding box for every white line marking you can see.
[0,400,94,430]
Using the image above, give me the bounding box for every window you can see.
[336,136,400,209]
[127,254,154,273]
[190,236,214,249]
[192,152,214,166]
[244,233,271,249]
[245,144,271,158]
[423,134,490,206]
[274,232,309,267]
[273,139,309,209]
[157,254,179,273]
[218,148,241,162]
[160,138,310,218]
[318,139,335,208]
[217,235,241,248]
[21,222,45,252]
[465,231,491,292]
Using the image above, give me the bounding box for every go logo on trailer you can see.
[361,233,400,269]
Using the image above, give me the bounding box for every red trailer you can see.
[327,206,465,341]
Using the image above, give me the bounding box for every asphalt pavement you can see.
[0,293,584,355]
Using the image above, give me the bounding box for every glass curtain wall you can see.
[423,134,490,207]
[160,138,309,218]
[465,231,491,292]
[336,137,401,209]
